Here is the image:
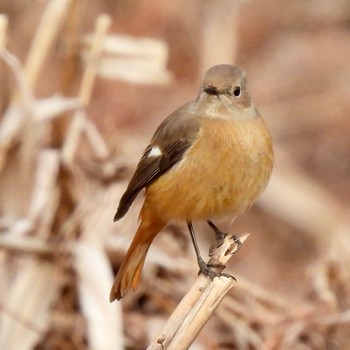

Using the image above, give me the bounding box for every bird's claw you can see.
[197,258,236,281]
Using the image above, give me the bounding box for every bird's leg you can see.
[207,220,228,247]
[207,220,242,266]
[207,220,242,249]
[187,221,222,278]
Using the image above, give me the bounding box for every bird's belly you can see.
[147,161,266,221]
[144,118,273,221]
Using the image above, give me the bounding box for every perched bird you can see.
[110,64,273,302]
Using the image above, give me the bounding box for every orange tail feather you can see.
[110,217,165,302]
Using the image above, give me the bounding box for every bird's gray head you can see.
[201,64,252,109]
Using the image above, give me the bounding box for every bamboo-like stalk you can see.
[0,234,53,257]
[18,0,71,178]
[200,0,240,74]
[0,15,9,116]
[61,14,111,166]
[0,15,8,50]
[23,0,72,92]
[167,277,233,350]
[147,233,249,350]
[0,49,34,173]
[79,14,111,107]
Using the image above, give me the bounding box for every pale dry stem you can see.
[23,0,71,92]
[0,15,8,50]
[147,233,249,350]
[61,14,111,166]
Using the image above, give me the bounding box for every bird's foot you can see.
[197,257,236,281]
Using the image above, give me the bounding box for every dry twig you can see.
[62,14,111,166]
[148,233,249,350]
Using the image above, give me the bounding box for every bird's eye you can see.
[233,86,241,97]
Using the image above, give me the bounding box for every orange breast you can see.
[143,117,273,221]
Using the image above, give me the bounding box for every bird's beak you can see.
[204,86,219,96]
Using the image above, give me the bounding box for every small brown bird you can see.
[110,64,273,302]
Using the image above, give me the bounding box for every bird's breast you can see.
[145,117,273,221]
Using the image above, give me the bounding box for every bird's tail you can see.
[110,216,165,302]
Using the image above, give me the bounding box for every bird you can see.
[110,64,273,302]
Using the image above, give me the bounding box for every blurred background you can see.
[0,0,350,349]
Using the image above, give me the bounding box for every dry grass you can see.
[0,1,350,349]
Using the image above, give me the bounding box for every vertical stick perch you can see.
[147,233,249,350]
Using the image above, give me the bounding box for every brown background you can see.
[0,0,350,349]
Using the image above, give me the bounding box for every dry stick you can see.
[0,50,35,173]
[19,0,71,179]
[0,15,8,50]
[0,15,9,116]
[200,1,240,74]
[50,0,83,150]
[2,0,70,173]
[79,14,111,107]
[0,234,53,257]
[0,302,44,335]
[79,14,110,160]
[84,118,110,159]
[59,0,85,95]
[148,233,249,350]
[61,14,111,165]
[23,0,72,92]
[28,150,61,239]
[167,277,234,350]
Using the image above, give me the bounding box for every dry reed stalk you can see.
[0,138,62,349]
[19,0,72,176]
[0,2,90,349]
[0,0,73,182]
[27,150,61,238]
[75,240,124,350]
[49,0,84,150]
[0,69,80,164]
[59,0,85,95]
[52,12,111,246]
[33,96,81,121]
[0,15,9,115]
[60,13,124,350]
[62,14,111,166]
[200,1,241,74]
[0,260,62,350]
[147,233,249,350]
[23,0,72,92]
[0,50,33,154]
[0,15,8,50]
[84,118,110,159]
[0,233,53,256]
[79,14,111,107]
[94,34,172,85]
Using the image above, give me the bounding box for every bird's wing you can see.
[114,105,201,221]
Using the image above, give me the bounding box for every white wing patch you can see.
[148,146,162,157]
